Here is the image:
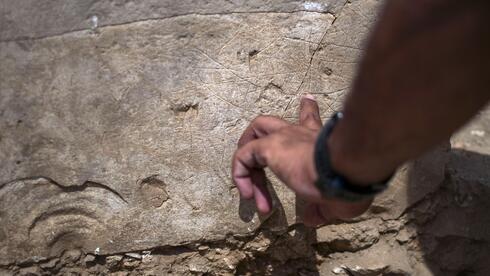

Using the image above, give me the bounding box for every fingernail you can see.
[302,93,316,101]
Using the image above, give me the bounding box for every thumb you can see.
[299,94,322,130]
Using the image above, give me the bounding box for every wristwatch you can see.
[314,112,393,201]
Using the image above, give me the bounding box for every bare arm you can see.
[329,0,490,184]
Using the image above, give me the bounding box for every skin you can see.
[231,0,490,226]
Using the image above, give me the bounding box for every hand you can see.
[231,94,372,226]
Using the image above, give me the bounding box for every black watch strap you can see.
[314,112,393,201]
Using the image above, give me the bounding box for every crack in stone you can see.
[280,1,350,118]
[0,176,127,204]
[0,10,337,44]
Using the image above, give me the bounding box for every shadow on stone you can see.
[236,178,320,275]
[410,149,490,275]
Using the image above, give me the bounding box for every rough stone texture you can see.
[1,0,490,275]
[316,219,381,252]
[320,239,413,276]
[366,144,449,220]
[0,0,348,41]
[0,4,340,262]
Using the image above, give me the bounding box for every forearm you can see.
[329,0,490,184]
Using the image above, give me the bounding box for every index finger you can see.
[238,115,289,147]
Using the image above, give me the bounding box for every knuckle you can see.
[301,113,314,121]
[237,137,245,147]
[300,112,321,128]
[252,115,271,126]
[251,115,264,125]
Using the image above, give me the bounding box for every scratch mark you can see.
[195,48,259,87]
[216,24,246,55]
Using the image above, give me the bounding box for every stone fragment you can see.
[141,251,153,264]
[197,245,209,251]
[316,219,381,252]
[124,252,142,260]
[17,266,42,276]
[61,249,82,264]
[242,232,272,252]
[105,255,123,270]
[320,240,413,276]
[39,258,59,269]
[342,264,388,276]
[379,219,404,234]
[221,252,246,271]
[396,228,412,244]
[332,266,345,274]
[122,257,141,269]
[83,254,96,264]
[188,257,209,273]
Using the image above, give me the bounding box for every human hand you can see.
[231,95,372,226]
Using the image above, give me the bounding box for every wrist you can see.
[327,116,397,186]
[313,112,393,202]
